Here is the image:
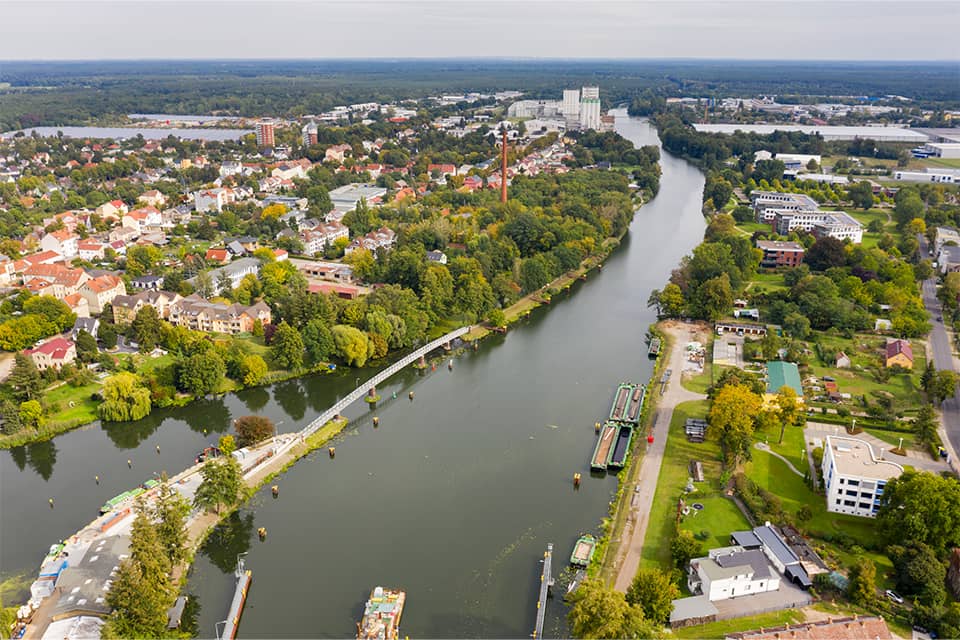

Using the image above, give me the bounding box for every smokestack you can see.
[500,127,508,204]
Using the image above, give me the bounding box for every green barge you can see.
[590,422,618,471]
[609,383,633,422]
[100,478,159,514]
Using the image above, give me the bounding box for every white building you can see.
[751,191,820,222]
[579,86,601,130]
[921,142,960,159]
[688,547,780,601]
[562,89,580,120]
[822,436,903,518]
[301,221,349,256]
[773,210,863,244]
[893,170,956,184]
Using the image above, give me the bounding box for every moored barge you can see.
[590,422,619,471]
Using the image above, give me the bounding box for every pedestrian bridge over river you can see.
[301,326,471,438]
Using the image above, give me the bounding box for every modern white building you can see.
[921,142,960,159]
[772,210,863,244]
[693,123,930,143]
[579,86,601,130]
[751,191,820,222]
[562,89,580,119]
[688,547,780,601]
[822,436,903,518]
[893,170,956,184]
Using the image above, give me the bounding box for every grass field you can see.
[747,271,789,293]
[45,382,100,424]
[926,157,960,169]
[640,399,753,570]
[673,609,805,639]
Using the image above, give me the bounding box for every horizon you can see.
[2,57,957,64]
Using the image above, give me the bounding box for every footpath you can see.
[612,321,706,592]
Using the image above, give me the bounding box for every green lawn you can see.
[673,609,805,639]
[45,382,100,424]
[747,271,789,293]
[926,157,960,169]
[862,427,918,451]
[640,400,752,569]
[736,221,771,234]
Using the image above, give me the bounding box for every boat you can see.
[648,337,661,358]
[607,424,634,469]
[570,534,597,567]
[566,569,587,595]
[609,384,632,422]
[626,385,645,423]
[100,479,160,514]
[590,422,618,471]
[357,586,405,640]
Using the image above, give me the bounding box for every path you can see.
[754,442,804,476]
[612,321,706,592]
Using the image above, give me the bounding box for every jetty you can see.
[532,543,554,639]
[219,557,252,640]
[591,422,618,471]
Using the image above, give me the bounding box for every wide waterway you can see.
[0,111,706,637]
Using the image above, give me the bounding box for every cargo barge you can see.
[648,338,661,358]
[591,422,619,471]
[607,424,634,469]
[570,534,597,567]
[100,478,159,514]
[609,384,632,422]
[626,385,645,424]
[357,586,405,640]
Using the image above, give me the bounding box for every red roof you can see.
[25,336,75,358]
[206,248,229,263]
[885,339,913,362]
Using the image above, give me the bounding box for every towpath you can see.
[612,321,706,592]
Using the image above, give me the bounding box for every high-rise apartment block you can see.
[255,120,276,148]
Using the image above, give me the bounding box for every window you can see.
[847,479,860,486]
[844,500,856,507]
[846,490,858,497]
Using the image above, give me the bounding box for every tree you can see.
[488,308,506,328]
[567,578,656,640]
[238,354,268,386]
[99,372,152,422]
[271,321,304,371]
[193,457,243,514]
[929,369,957,405]
[876,470,960,553]
[151,481,190,567]
[331,324,369,367]
[18,400,43,430]
[848,181,875,210]
[98,321,118,349]
[176,352,226,396]
[805,236,847,271]
[709,383,762,465]
[218,434,236,455]
[914,403,938,446]
[8,353,42,400]
[625,568,679,626]
[652,283,685,318]
[847,557,877,606]
[75,329,99,363]
[774,386,803,444]
[888,542,947,607]
[233,415,275,448]
[694,273,733,321]
[782,312,811,340]
[302,318,335,364]
[131,306,162,352]
[671,529,703,570]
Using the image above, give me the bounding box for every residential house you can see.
[822,436,903,518]
[24,336,76,371]
[95,200,128,220]
[344,227,396,256]
[273,248,289,261]
[121,206,163,236]
[755,240,804,268]
[426,250,448,265]
[325,144,352,163]
[687,547,779,602]
[112,290,182,324]
[190,257,261,294]
[835,352,851,368]
[109,226,139,244]
[271,163,307,181]
[71,317,100,340]
[764,361,803,405]
[428,163,457,178]
[193,187,236,213]
[885,339,913,369]
[301,221,349,256]
[62,292,90,318]
[138,190,167,207]
[131,275,164,291]
[205,248,230,265]
[938,244,960,273]
[39,229,79,258]
[219,160,243,178]
[168,295,272,334]
[79,274,126,315]
[77,240,105,261]
[22,264,89,299]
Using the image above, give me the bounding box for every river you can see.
[0,111,706,638]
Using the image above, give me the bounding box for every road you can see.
[918,234,960,474]
[612,321,706,592]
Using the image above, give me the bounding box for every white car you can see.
[886,589,904,604]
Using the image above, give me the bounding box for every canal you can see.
[0,111,706,637]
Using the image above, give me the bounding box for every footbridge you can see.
[301,326,471,437]
[532,543,554,639]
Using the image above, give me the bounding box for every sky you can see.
[1,0,958,61]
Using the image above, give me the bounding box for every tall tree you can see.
[176,352,226,396]
[567,578,657,640]
[233,415,275,448]
[271,321,304,371]
[8,353,42,401]
[75,329,99,363]
[914,403,938,446]
[847,557,877,606]
[625,568,679,626]
[877,470,960,553]
[131,306,162,352]
[193,457,243,515]
[774,386,803,444]
[99,372,152,422]
[151,482,190,567]
[709,383,762,465]
[331,324,369,367]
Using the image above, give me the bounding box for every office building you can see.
[822,436,903,518]
[255,120,275,148]
[579,86,601,130]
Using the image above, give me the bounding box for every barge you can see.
[648,337,661,358]
[570,534,597,567]
[626,385,645,424]
[608,384,632,422]
[607,424,634,469]
[100,478,159,514]
[357,586,405,640]
[591,422,619,471]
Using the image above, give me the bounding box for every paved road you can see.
[918,234,960,474]
[613,322,706,592]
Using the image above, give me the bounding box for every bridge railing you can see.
[301,326,470,437]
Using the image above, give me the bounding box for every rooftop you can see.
[826,435,904,481]
[756,240,804,251]
[725,615,889,640]
[766,361,803,397]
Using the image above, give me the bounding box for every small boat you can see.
[566,569,587,595]
[357,586,405,640]
[648,337,661,358]
[570,534,597,567]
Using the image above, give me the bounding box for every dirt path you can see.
[611,321,707,592]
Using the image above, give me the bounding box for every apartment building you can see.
[822,436,903,518]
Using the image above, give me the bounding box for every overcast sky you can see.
[1,0,958,61]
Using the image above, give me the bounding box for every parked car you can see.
[885,589,904,604]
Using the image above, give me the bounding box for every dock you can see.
[219,557,252,640]
[591,422,618,471]
[532,543,554,639]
